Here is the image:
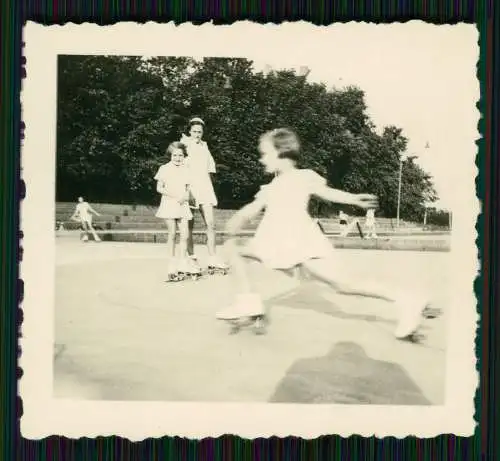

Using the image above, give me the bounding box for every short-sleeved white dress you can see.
[75,202,93,224]
[365,209,375,227]
[182,137,218,206]
[154,162,193,220]
[242,169,335,269]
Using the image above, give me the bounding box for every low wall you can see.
[57,230,451,252]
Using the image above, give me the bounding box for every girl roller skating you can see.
[216,128,433,341]
[180,117,229,275]
[69,197,102,242]
[154,142,201,282]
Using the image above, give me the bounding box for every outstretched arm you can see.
[88,205,100,216]
[314,185,378,210]
[225,198,266,235]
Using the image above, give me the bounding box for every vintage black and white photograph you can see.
[20,21,478,439]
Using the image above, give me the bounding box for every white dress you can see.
[75,202,93,224]
[154,162,193,220]
[182,137,218,206]
[365,209,375,227]
[243,169,335,269]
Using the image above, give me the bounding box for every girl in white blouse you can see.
[181,117,228,272]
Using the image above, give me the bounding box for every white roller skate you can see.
[165,259,181,283]
[207,255,230,276]
[394,296,429,342]
[216,293,267,335]
[178,256,203,281]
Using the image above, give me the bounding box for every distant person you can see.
[338,211,360,237]
[69,197,101,242]
[338,211,349,236]
[180,117,228,273]
[154,142,200,281]
[365,208,377,239]
[216,128,432,341]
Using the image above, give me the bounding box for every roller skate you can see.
[216,293,268,335]
[165,260,181,283]
[206,256,230,276]
[178,257,203,282]
[394,296,435,343]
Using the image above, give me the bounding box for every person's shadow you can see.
[269,342,431,405]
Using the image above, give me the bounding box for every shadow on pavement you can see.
[53,343,107,400]
[269,341,432,405]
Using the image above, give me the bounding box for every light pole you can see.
[396,156,404,228]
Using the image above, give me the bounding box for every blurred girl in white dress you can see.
[216,128,429,341]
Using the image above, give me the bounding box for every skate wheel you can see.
[253,318,267,335]
[423,306,442,319]
[399,331,425,344]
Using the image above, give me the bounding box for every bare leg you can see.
[186,216,195,256]
[224,239,252,293]
[215,241,267,320]
[86,220,101,241]
[178,218,189,260]
[81,221,89,240]
[302,258,427,338]
[302,258,400,302]
[199,204,216,256]
[165,219,177,259]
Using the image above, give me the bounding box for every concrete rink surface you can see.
[54,239,448,404]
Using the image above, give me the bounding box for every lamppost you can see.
[396,155,405,228]
[298,66,311,78]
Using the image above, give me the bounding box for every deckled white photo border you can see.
[20,20,479,440]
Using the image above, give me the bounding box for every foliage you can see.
[56,55,437,219]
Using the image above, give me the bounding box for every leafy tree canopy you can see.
[57,55,437,221]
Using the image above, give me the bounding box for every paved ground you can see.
[54,238,448,404]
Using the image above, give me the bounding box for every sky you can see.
[250,23,479,210]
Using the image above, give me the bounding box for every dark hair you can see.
[188,117,205,130]
[167,141,187,158]
[261,128,301,163]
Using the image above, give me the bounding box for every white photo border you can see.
[20,20,479,440]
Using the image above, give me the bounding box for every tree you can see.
[56,55,437,220]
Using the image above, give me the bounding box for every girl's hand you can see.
[179,191,190,204]
[353,194,378,210]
